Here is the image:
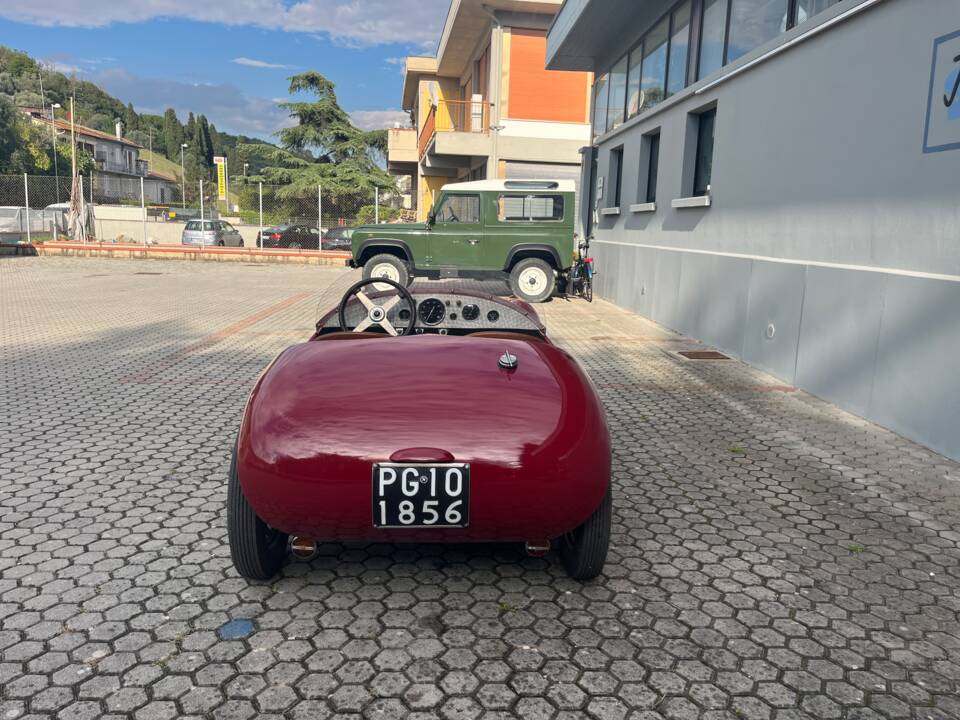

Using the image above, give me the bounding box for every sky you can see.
[0,0,451,139]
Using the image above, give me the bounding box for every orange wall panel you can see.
[507,28,589,123]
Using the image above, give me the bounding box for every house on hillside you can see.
[386,0,593,221]
[20,107,180,204]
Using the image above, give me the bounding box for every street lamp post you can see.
[50,103,61,203]
[243,163,249,177]
[179,143,188,208]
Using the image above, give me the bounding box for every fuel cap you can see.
[498,350,518,369]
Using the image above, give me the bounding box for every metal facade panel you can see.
[742,260,807,384]
[676,252,750,357]
[795,266,887,417]
[870,275,960,460]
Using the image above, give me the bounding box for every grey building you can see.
[546,0,960,461]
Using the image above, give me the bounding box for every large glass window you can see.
[795,0,839,24]
[626,46,644,119]
[698,0,729,80]
[640,17,669,112]
[593,74,609,136]
[666,2,691,97]
[727,0,791,63]
[606,55,629,130]
[693,108,716,196]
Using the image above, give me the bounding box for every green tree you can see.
[162,108,183,160]
[238,71,393,202]
[0,95,21,170]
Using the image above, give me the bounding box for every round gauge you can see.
[462,304,480,321]
[417,298,446,326]
[398,308,411,321]
[487,309,500,323]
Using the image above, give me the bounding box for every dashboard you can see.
[319,292,543,335]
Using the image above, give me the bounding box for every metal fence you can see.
[0,174,405,248]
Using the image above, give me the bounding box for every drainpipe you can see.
[479,5,503,179]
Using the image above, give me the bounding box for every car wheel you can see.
[363,253,411,288]
[509,258,555,303]
[217,240,225,247]
[289,241,303,250]
[560,487,611,581]
[227,442,288,580]
[239,239,245,247]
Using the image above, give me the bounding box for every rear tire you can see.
[560,487,611,581]
[363,253,411,287]
[584,277,593,303]
[228,443,288,580]
[509,258,555,303]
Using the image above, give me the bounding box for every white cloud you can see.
[350,109,411,131]
[43,60,82,74]
[232,57,298,70]
[0,0,449,47]
[384,57,406,65]
[94,68,295,138]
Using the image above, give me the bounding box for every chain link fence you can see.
[0,174,404,249]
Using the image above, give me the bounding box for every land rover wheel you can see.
[363,253,411,289]
[560,487,611,581]
[509,258,555,303]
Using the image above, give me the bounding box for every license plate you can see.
[372,463,469,528]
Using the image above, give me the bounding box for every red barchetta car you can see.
[228,278,611,580]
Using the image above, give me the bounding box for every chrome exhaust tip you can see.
[289,537,318,561]
[525,540,550,557]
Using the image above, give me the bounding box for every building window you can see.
[626,46,644,118]
[435,194,480,223]
[608,146,624,208]
[666,2,691,98]
[642,132,660,204]
[692,108,716,196]
[727,0,791,63]
[593,74,609,137]
[606,55,629,130]
[795,0,839,24]
[640,17,669,112]
[698,0,729,80]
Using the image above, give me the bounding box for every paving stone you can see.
[1,260,958,720]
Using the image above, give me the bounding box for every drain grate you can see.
[678,350,731,361]
[133,272,164,276]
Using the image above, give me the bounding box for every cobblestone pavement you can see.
[2,257,959,720]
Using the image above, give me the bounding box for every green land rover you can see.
[347,179,576,303]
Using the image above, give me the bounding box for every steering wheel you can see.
[337,277,417,336]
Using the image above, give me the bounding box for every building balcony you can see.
[95,157,148,177]
[387,127,418,174]
[418,99,493,160]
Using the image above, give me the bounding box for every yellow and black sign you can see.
[214,156,227,200]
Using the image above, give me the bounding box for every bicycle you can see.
[567,236,595,302]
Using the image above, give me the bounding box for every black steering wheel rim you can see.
[337,277,417,336]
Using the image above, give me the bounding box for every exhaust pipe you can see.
[290,537,318,561]
[525,540,550,557]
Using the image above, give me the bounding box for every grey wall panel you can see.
[649,249,682,331]
[742,261,807,384]
[869,276,960,460]
[676,253,750,357]
[795,267,887,418]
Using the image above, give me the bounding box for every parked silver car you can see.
[181,220,244,247]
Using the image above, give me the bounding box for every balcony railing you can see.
[95,158,147,177]
[418,99,493,157]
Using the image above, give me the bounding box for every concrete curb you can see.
[32,242,351,266]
